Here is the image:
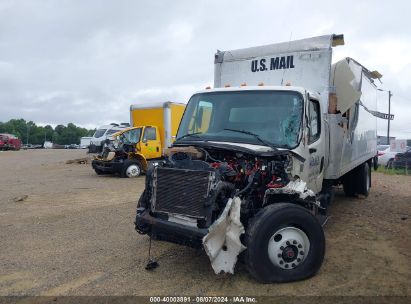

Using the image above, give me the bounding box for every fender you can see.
[130,152,148,171]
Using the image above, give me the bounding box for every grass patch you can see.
[376,166,410,175]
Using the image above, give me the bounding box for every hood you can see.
[173,140,305,162]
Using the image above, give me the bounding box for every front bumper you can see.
[135,208,208,248]
[92,159,123,174]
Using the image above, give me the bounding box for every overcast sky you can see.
[1,0,410,138]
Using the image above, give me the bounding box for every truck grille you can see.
[151,167,213,218]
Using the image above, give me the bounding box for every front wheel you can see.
[245,203,325,283]
[122,160,142,178]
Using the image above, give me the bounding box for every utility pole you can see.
[378,89,393,145]
[387,90,392,145]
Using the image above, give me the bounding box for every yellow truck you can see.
[92,102,185,177]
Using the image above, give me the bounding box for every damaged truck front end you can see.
[135,89,325,283]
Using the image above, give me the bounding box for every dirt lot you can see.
[0,149,410,296]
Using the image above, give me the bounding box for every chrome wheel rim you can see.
[268,227,310,270]
[126,164,140,177]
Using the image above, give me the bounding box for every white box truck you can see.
[80,137,93,149]
[135,34,381,282]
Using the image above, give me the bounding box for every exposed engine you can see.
[97,138,135,162]
[135,144,321,275]
[140,145,298,229]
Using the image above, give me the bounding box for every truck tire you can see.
[122,160,142,178]
[245,203,325,283]
[373,156,378,171]
[342,170,356,197]
[356,162,371,196]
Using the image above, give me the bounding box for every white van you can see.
[88,123,130,153]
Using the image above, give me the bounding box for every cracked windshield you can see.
[120,128,141,144]
[177,90,303,148]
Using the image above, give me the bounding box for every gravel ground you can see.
[0,149,410,296]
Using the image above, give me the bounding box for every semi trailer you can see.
[135,34,381,282]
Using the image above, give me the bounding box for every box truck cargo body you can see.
[92,102,185,177]
[135,35,382,283]
[214,35,378,188]
[80,137,92,149]
[130,102,186,153]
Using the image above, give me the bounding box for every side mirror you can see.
[142,138,147,143]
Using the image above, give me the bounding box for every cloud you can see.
[0,0,410,139]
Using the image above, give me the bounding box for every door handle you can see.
[145,143,148,146]
[156,147,159,152]
[309,148,317,154]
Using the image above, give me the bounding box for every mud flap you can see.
[202,197,246,274]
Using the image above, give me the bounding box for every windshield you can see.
[94,129,107,138]
[119,128,142,144]
[177,90,304,149]
[106,129,121,136]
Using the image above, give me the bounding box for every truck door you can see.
[140,126,162,159]
[307,99,325,193]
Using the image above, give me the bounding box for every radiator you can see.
[151,167,214,218]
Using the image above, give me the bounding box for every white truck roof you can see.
[215,34,342,62]
[214,34,381,116]
[193,85,319,100]
[214,34,344,96]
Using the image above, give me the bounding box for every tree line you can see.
[0,119,95,145]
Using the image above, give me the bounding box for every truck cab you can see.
[92,125,163,177]
[175,86,325,193]
[91,102,185,177]
[135,86,327,282]
[0,133,22,151]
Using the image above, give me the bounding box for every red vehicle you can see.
[0,134,22,151]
